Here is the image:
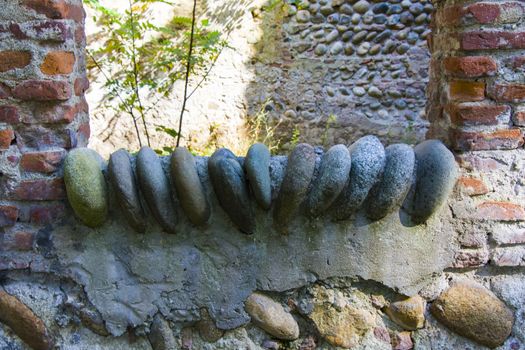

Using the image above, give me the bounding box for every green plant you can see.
[86,0,227,149]
[289,126,301,148]
[246,100,283,154]
[321,114,337,148]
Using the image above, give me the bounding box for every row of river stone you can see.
[63,137,458,233]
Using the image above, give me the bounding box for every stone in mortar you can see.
[136,146,178,234]
[331,135,385,220]
[431,281,514,348]
[273,143,316,234]
[209,148,255,234]
[148,313,176,350]
[385,295,425,330]
[245,143,272,210]
[64,148,108,228]
[245,292,299,340]
[108,149,146,233]
[170,147,210,226]
[365,144,415,220]
[404,140,458,224]
[306,144,351,217]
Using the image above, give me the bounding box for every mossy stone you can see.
[64,148,108,228]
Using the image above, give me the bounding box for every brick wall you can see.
[0,0,87,267]
[428,0,525,269]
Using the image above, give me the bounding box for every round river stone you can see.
[209,148,255,235]
[170,147,210,226]
[136,147,177,234]
[331,135,385,220]
[365,143,415,220]
[306,144,351,217]
[273,143,316,234]
[245,143,272,210]
[108,149,146,233]
[64,148,108,228]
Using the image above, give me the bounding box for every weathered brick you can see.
[491,246,525,267]
[0,255,31,271]
[16,20,71,42]
[459,231,487,248]
[21,0,85,22]
[41,51,75,75]
[491,84,525,103]
[447,103,509,126]
[0,82,11,99]
[29,203,66,224]
[461,31,525,51]
[439,2,524,26]
[456,176,489,196]
[451,128,523,151]
[452,249,489,268]
[443,56,497,78]
[449,81,485,102]
[513,110,525,126]
[12,80,71,101]
[0,51,31,73]
[29,98,88,124]
[15,126,74,150]
[74,76,89,96]
[474,201,525,221]
[510,56,525,69]
[0,129,15,149]
[492,225,525,245]
[0,106,20,124]
[76,122,90,147]
[20,150,65,173]
[457,154,505,172]
[11,178,65,201]
[0,206,19,227]
[2,231,34,251]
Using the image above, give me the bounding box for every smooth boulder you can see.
[430,282,514,348]
[209,148,255,234]
[306,144,351,217]
[136,147,177,234]
[245,143,272,210]
[365,144,415,220]
[64,148,108,228]
[332,135,385,220]
[245,292,299,340]
[108,149,146,233]
[170,147,210,226]
[385,295,426,330]
[273,143,317,234]
[405,140,458,223]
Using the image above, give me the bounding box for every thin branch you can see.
[176,0,197,147]
[186,43,225,100]
[129,0,151,147]
[87,50,143,147]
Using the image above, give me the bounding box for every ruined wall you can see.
[0,1,524,350]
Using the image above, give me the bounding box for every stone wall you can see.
[0,1,525,350]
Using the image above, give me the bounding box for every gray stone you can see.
[64,148,108,228]
[314,43,328,55]
[245,143,272,210]
[330,41,344,54]
[209,148,255,234]
[245,293,299,341]
[331,136,385,220]
[136,146,178,234]
[273,143,316,234]
[405,140,458,224]
[306,144,351,217]
[368,86,383,98]
[170,147,210,226]
[353,0,370,14]
[353,86,366,96]
[365,144,415,220]
[357,42,370,55]
[108,149,146,233]
[326,29,339,43]
[296,10,310,23]
[148,314,176,350]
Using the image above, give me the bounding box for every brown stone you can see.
[196,308,224,343]
[449,81,485,102]
[385,295,426,330]
[40,51,75,75]
[0,51,31,72]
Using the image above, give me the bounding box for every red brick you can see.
[20,150,65,173]
[12,80,71,101]
[513,110,525,126]
[21,0,85,22]
[0,106,20,124]
[40,51,75,75]
[443,56,497,78]
[510,56,525,69]
[0,83,11,99]
[461,31,525,51]
[76,122,90,147]
[11,178,65,201]
[29,203,66,224]
[447,103,509,126]
[2,231,34,251]
[74,76,89,96]
[449,81,485,102]
[29,99,88,124]
[474,201,525,221]
[452,249,489,268]
[491,84,525,103]
[0,206,19,227]
[439,2,524,26]
[456,176,489,196]
[0,129,15,149]
[491,247,525,267]
[15,126,75,150]
[0,51,31,73]
[466,3,500,24]
[451,128,524,151]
